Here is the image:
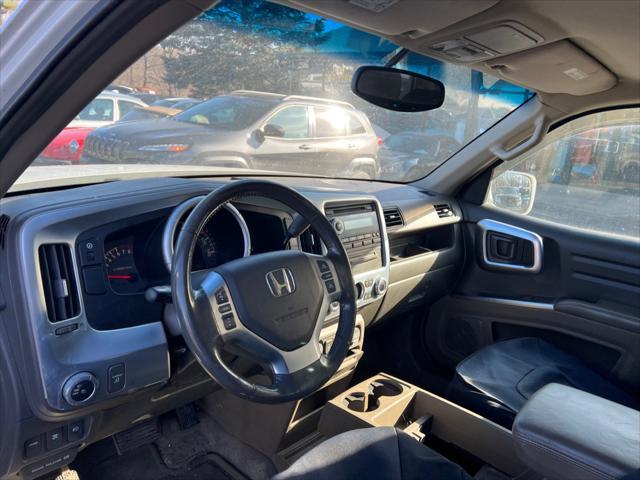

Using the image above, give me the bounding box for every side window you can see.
[348,112,366,135]
[266,106,309,138]
[486,108,640,239]
[314,107,347,137]
[77,98,114,121]
[118,100,139,118]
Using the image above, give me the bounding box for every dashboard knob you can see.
[373,277,388,297]
[331,218,345,234]
[63,372,98,406]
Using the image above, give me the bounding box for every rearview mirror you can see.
[351,66,445,112]
[488,171,537,215]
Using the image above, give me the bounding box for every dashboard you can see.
[0,176,463,479]
[78,201,284,330]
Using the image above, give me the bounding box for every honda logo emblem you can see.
[265,268,296,297]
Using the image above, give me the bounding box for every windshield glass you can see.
[174,95,279,129]
[15,0,532,190]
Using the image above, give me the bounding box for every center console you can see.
[513,383,640,480]
[276,373,529,477]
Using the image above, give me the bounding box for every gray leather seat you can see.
[274,427,471,480]
[448,337,639,428]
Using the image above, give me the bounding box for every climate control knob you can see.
[63,372,98,406]
[373,277,388,297]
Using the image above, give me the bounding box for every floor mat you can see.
[73,409,275,480]
[82,444,241,480]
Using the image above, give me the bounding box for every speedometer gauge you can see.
[104,237,145,294]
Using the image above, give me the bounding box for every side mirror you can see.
[263,123,286,138]
[252,128,265,143]
[489,171,537,215]
[351,66,445,112]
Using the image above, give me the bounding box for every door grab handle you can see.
[490,116,545,161]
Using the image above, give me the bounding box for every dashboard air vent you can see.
[0,214,9,249]
[39,244,80,322]
[434,204,454,218]
[383,207,404,228]
[299,228,323,255]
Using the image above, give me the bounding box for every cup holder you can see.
[370,379,403,398]
[343,379,403,413]
[344,391,379,412]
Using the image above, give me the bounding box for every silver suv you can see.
[82,91,380,178]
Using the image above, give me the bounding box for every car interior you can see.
[0,1,639,479]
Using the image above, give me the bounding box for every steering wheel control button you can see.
[214,288,229,305]
[222,313,236,330]
[67,420,84,442]
[321,271,333,280]
[107,363,125,393]
[218,303,232,314]
[46,427,64,451]
[325,279,337,293]
[317,260,330,273]
[24,435,43,458]
[63,372,98,406]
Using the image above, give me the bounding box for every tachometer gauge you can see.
[104,238,145,294]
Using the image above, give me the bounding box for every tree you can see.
[161,0,327,98]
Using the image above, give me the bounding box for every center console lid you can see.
[513,383,640,480]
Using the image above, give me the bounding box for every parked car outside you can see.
[82,91,380,177]
[118,105,183,123]
[35,92,147,164]
[104,83,137,95]
[151,97,201,110]
[35,127,93,165]
[379,130,461,181]
[69,91,147,128]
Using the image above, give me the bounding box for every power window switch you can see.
[222,313,236,330]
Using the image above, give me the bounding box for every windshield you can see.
[174,95,278,129]
[15,0,532,190]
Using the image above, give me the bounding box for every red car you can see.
[37,126,93,164]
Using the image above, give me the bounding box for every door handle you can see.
[298,144,312,150]
[477,219,543,273]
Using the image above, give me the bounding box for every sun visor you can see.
[487,40,617,95]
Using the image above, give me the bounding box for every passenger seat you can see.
[448,337,639,428]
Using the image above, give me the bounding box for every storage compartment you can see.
[389,225,454,261]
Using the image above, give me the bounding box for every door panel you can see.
[426,203,640,390]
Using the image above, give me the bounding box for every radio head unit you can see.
[324,202,384,276]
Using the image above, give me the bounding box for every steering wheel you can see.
[172,180,356,403]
